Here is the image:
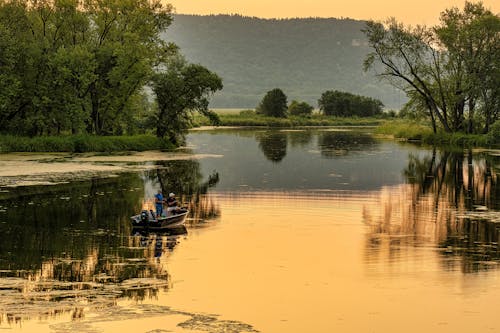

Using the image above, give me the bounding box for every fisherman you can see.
[166,192,178,214]
[154,189,165,218]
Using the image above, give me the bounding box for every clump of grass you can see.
[375,120,433,141]
[0,135,173,153]
[376,120,495,147]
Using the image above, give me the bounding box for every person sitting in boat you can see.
[166,192,178,214]
[154,189,165,218]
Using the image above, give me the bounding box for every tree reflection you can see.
[0,174,188,323]
[363,149,500,273]
[154,159,221,223]
[287,130,314,148]
[317,130,376,157]
[256,131,288,162]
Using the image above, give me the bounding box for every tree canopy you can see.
[363,1,499,134]
[151,57,223,144]
[0,0,176,137]
[288,100,314,116]
[257,88,288,118]
[318,90,384,117]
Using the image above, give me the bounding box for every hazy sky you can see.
[168,0,499,25]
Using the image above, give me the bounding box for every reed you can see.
[376,120,495,147]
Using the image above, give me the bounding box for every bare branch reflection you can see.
[363,149,500,273]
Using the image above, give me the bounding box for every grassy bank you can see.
[376,120,500,147]
[195,110,385,127]
[0,134,173,153]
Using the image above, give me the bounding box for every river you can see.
[0,128,499,333]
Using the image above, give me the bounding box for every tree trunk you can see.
[467,99,475,134]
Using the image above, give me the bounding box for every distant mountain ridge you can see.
[164,14,403,109]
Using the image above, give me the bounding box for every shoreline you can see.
[0,151,222,188]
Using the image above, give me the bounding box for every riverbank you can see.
[2,117,498,153]
[375,120,500,148]
[0,151,222,187]
[194,111,385,127]
[0,134,173,153]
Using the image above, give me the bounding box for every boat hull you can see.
[131,210,188,230]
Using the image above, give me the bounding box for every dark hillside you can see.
[164,14,403,109]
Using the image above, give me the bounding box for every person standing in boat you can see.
[154,189,165,218]
[166,192,178,215]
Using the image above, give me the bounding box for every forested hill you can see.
[164,14,403,109]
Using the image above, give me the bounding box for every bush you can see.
[288,100,314,116]
[486,120,500,145]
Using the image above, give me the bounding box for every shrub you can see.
[486,120,500,145]
[288,100,314,116]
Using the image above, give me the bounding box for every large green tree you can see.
[257,88,288,118]
[84,0,175,135]
[363,1,499,134]
[0,0,175,136]
[151,57,223,144]
[318,90,383,117]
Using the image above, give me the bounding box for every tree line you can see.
[257,88,384,118]
[0,0,221,142]
[363,1,499,134]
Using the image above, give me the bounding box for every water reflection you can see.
[154,159,221,223]
[256,131,288,162]
[318,130,377,157]
[0,158,222,323]
[255,129,379,162]
[364,149,500,273]
[287,129,314,148]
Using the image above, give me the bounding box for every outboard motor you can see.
[140,210,149,223]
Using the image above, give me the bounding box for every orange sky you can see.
[168,0,499,25]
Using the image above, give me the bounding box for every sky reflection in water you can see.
[0,128,499,333]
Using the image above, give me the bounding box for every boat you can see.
[130,208,189,230]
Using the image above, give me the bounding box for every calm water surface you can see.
[0,128,499,333]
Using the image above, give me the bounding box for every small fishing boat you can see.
[130,208,189,230]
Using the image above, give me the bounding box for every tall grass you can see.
[376,120,495,147]
[0,135,173,153]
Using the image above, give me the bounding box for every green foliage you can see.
[151,57,223,144]
[0,135,171,153]
[376,120,492,147]
[376,121,434,141]
[193,111,383,127]
[364,2,500,135]
[257,89,288,118]
[318,90,384,117]
[288,100,314,116]
[0,0,174,137]
[486,121,500,145]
